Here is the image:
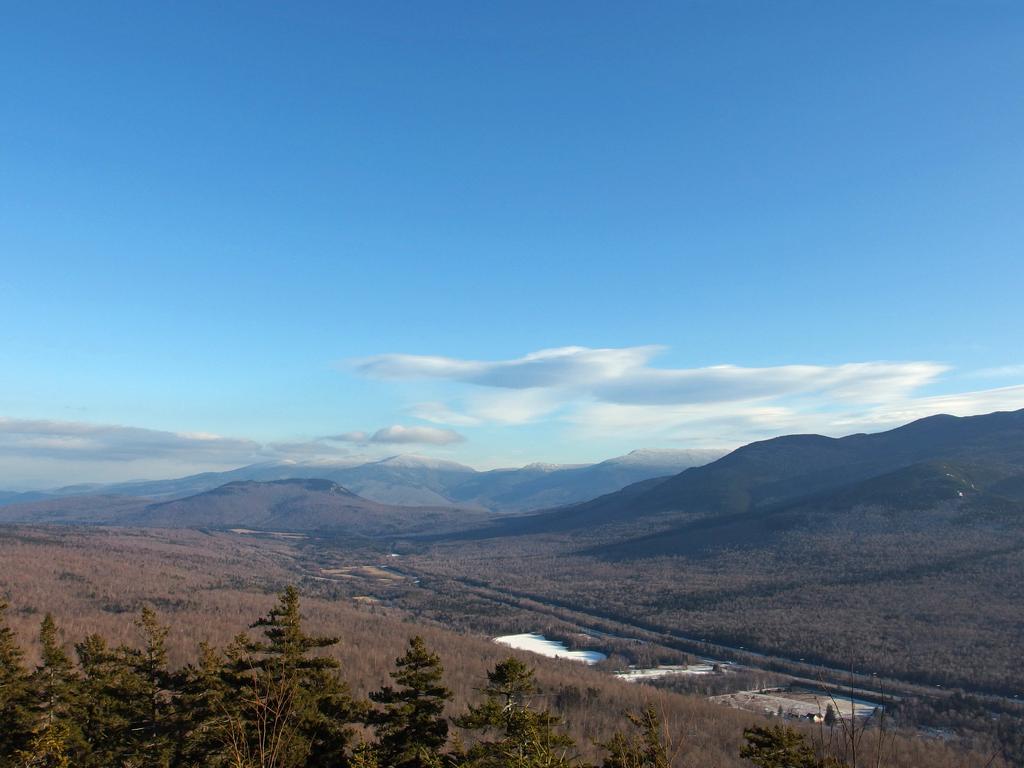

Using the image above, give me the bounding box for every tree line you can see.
[0,588,927,768]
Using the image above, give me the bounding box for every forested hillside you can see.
[489,409,1024,537]
[0,480,490,536]
[0,526,991,768]
[407,410,1024,696]
[0,588,990,768]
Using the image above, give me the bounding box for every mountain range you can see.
[4,409,1020,704]
[404,408,1024,701]
[0,478,492,536]
[0,448,724,513]
[2,410,1023,545]
[491,407,1024,555]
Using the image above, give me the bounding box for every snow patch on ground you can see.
[494,633,607,665]
[710,688,881,720]
[228,528,307,539]
[615,662,718,682]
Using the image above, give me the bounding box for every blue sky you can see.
[2,2,1023,486]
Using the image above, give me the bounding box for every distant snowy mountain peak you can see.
[521,462,575,472]
[604,448,728,467]
[373,454,475,471]
[292,457,368,469]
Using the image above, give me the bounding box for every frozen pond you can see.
[494,633,607,665]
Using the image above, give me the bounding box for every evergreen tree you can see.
[222,586,357,768]
[455,657,578,768]
[369,636,452,768]
[32,616,79,726]
[0,600,33,764]
[349,740,381,768]
[27,615,85,765]
[123,606,178,767]
[65,607,179,768]
[740,725,820,768]
[14,719,73,768]
[600,705,671,768]
[175,642,233,767]
[76,618,178,768]
[75,633,139,768]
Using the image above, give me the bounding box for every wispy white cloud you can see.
[967,364,1024,379]
[355,346,660,390]
[836,384,1024,430]
[0,418,466,487]
[460,390,565,425]
[0,418,263,462]
[6,349,1022,488]
[567,385,1024,446]
[325,431,372,443]
[0,417,461,466]
[265,439,355,457]
[351,345,1024,444]
[410,390,570,427]
[409,402,482,427]
[593,361,944,405]
[372,425,465,444]
[324,425,465,445]
[356,346,946,407]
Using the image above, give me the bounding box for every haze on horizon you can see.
[2,3,1023,488]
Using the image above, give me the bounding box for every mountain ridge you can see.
[0,478,491,536]
[0,448,724,513]
[4,410,1023,548]
[481,408,1024,543]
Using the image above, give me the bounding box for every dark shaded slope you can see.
[0,490,54,505]
[125,478,488,535]
[486,408,1024,540]
[446,449,723,512]
[636,409,1024,517]
[0,494,147,524]
[0,479,491,537]
[47,458,480,508]
[590,460,1024,558]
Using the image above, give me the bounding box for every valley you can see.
[0,524,993,767]
[1,409,1023,763]
[294,533,1021,733]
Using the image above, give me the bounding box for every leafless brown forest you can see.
[0,525,991,767]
